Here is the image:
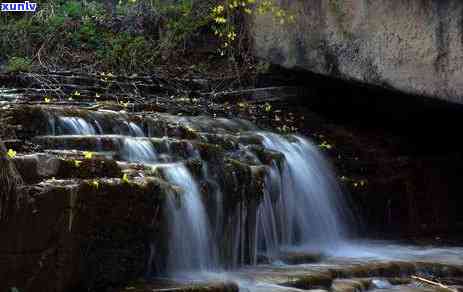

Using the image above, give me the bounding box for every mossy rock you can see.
[58,157,122,179]
[196,142,225,163]
[282,272,333,290]
[331,279,368,292]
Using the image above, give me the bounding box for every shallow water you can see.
[153,240,463,291]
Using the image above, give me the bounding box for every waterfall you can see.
[57,117,96,135]
[47,111,352,275]
[256,133,350,256]
[121,138,157,163]
[163,163,218,274]
[128,122,145,137]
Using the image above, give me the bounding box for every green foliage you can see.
[6,57,32,73]
[210,0,295,55]
[97,33,156,72]
[72,20,101,49]
[60,1,83,19]
[0,0,293,71]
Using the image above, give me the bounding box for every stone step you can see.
[114,280,239,292]
[12,152,123,183]
[278,262,463,291]
[31,135,211,163]
[6,105,262,139]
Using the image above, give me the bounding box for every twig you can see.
[412,275,458,292]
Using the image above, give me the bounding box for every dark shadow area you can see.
[259,64,463,154]
[258,65,463,241]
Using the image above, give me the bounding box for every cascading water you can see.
[162,163,219,274]
[256,133,351,256]
[121,138,157,163]
[57,116,96,135]
[14,105,463,292]
[128,122,145,137]
[47,110,352,275]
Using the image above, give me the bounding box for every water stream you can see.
[43,111,463,291]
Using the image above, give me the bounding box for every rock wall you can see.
[252,0,463,103]
[0,178,166,292]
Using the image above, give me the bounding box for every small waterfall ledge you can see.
[1,105,354,289]
[4,105,463,292]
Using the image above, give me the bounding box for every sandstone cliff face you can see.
[252,0,463,103]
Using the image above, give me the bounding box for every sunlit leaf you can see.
[91,180,99,189]
[7,149,16,159]
[83,151,93,159]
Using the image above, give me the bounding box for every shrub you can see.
[6,57,32,73]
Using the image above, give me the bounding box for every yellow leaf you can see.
[7,149,16,159]
[319,141,333,150]
[91,180,99,189]
[122,173,129,183]
[83,151,93,159]
[264,103,272,112]
[44,97,51,103]
[74,160,82,167]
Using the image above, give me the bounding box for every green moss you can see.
[58,157,122,179]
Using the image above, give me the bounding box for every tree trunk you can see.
[0,141,23,220]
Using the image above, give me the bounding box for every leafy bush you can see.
[6,57,32,73]
[97,33,156,72]
[59,1,83,19]
[72,20,101,49]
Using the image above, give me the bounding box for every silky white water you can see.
[58,116,96,135]
[50,111,354,270]
[121,137,157,163]
[256,133,351,257]
[163,163,218,274]
[43,111,463,292]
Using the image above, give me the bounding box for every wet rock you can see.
[278,252,324,265]
[334,261,417,278]
[13,153,61,183]
[33,135,125,152]
[58,156,122,179]
[0,177,171,292]
[281,272,333,290]
[331,279,369,292]
[149,281,239,292]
